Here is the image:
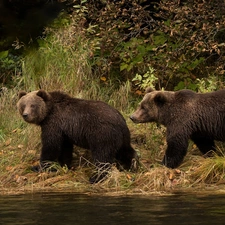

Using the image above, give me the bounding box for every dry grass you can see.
[190,154,225,184]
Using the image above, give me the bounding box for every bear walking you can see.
[17,90,137,183]
[130,88,225,168]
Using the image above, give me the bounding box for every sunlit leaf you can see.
[0,51,8,59]
[120,62,128,71]
[100,76,106,81]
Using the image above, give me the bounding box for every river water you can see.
[0,192,225,225]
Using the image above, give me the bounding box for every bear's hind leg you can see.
[89,162,111,184]
[89,149,114,184]
[191,137,216,155]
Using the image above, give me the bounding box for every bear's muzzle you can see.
[129,114,139,123]
[22,113,29,121]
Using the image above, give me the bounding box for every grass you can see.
[1,15,225,196]
[191,154,225,184]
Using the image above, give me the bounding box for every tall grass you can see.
[21,19,92,94]
[190,152,225,185]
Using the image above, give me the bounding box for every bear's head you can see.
[130,88,175,125]
[17,90,51,124]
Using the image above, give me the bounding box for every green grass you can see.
[21,21,92,93]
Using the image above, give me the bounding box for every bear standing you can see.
[17,90,137,183]
[130,88,225,168]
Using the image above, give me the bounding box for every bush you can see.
[86,0,225,90]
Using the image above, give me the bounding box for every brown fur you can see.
[17,90,138,183]
[130,88,225,168]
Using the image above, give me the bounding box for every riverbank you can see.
[1,164,225,196]
[1,117,225,196]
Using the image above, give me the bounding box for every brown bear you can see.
[17,90,137,183]
[130,87,225,169]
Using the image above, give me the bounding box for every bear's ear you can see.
[37,90,51,101]
[154,92,167,105]
[18,91,27,99]
[145,87,155,93]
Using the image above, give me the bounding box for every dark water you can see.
[1,192,225,225]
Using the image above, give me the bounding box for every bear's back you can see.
[47,91,126,126]
[175,89,225,105]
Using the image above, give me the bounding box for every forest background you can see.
[0,0,225,195]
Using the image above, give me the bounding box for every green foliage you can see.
[196,76,220,93]
[119,38,150,72]
[174,78,198,91]
[175,76,223,92]
[0,51,8,59]
[0,51,22,84]
[132,67,158,90]
[86,0,154,82]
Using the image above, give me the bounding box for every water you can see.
[0,192,225,225]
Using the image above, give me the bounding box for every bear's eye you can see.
[30,104,36,109]
[21,104,26,110]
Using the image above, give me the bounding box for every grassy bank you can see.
[1,17,225,196]
[1,88,225,196]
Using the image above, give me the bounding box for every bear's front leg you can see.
[162,136,189,169]
[32,128,63,172]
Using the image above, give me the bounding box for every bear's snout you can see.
[130,114,139,123]
[22,113,28,120]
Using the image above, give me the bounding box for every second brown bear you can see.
[130,88,225,168]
